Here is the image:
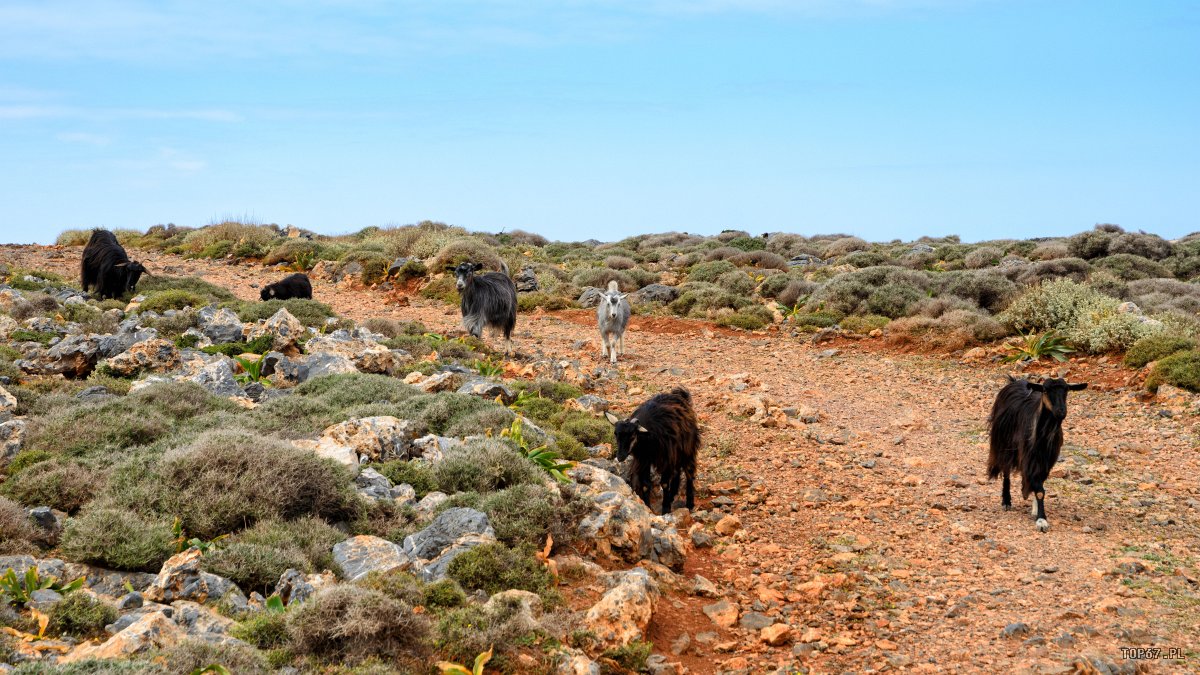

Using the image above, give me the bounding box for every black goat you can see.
[987,376,1087,532]
[448,261,517,354]
[260,273,313,301]
[81,229,146,300]
[605,387,700,515]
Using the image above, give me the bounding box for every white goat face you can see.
[602,293,625,318]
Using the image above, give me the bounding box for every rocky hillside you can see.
[1,226,1199,674]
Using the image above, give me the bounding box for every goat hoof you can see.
[1030,501,1039,518]
[1035,518,1049,532]
[1002,503,1012,511]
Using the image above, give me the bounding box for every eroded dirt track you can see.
[6,245,1200,673]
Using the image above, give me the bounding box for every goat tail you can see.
[499,260,510,277]
[670,387,692,405]
[607,280,620,293]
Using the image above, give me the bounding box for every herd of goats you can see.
[74,228,1086,532]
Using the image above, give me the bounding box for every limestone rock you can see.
[144,549,246,607]
[332,535,411,582]
[565,463,687,570]
[197,306,245,344]
[317,416,417,463]
[456,377,516,404]
[583,568,659,648]
[306,331,405,374]
[631,284,678,304]
[404,508,494,560]
[102,338,180,377]
[246,308,304,352]
[0,419,26,465]
[60,611,185,663]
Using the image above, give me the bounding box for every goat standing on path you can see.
[597,280,631,364]
[987,376,1087,532]
[261,273,313,301]
[606,387,700,515]
[449,261,517,355]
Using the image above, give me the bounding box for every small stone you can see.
[702,599,739,628]
[692,575,720,598]
[760,623,792,646]
[714,515,741,536]
[1002,622,1030,638]
[739,611,773,631]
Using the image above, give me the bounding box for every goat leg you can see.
[1001,471,1012,511]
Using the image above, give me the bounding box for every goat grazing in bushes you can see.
[596,280,631,365]
[81,229,146,300]
[449,261,517,354]
[606,387,700,515]
[260,273,313,301]
[987,376,1087,532]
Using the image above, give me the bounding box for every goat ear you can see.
[472,262,484,271]
[1067,382,1088,391]
[1027,382,1044,392]
[445,265,457,272]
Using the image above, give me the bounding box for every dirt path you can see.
[6,245,1200,673]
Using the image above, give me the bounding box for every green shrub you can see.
[200,334,273,357]
[447,542,552,596]
[376,460,438,498]
[1067,229,1113,260]
[1013,257,1091,286]
[1146,350,1200,393]
[234,298,336,327]
[715,270,755,295]
[60,508,174,572]
[444,406,517,438]
[47,593,118,638]
[435,598,542,664]
[572,268,633,292]
[394,392,494,437]
[839,314,890,333]
[810,266,932,317]
[430,238,504,271]
[285,585,431,665]
[233,516,346,575]
[474,483,586,548]
[354,569,425,605]
[1000,279,1158,353]
[510,380,582,403]
[0,496,36,555]
[1124,334,1196,368]
[390,258,428,281]
[1,460,97,513]
[145,430,360,540]
[940,270,1018,313]
[886,309,1006,351]
[669,283,749,317]
[1094,254,1173,281]
[716,310,770,330]
[823,236,871,257]
[964,246,1004,269]
[686,260,736,283]
[423,579,467,609]
[432,440,543,495]
[3,450,51,476]
[1109,232,1173,260]
[840,250,891,268]
[419,275,460,304]
[517,293,576,311]
[553,411,613,447]
[138,276,238,304]
[790,311,840,329]
[603,641,654,672]
[156,639,271,675]
[231,611,289,649]
[201,543,310,595]
[10,330,56,345]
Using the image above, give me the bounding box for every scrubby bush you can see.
[517,293,576,311]
[790,311,840,329]
[1146,350,1200,393]
[1124,333,1195,368]
[201,542,309,595]
[886,310,1006,351]
[285,585,430,665]
[1,460,97,513]
[1093,254,1172,281]
[60,508,174,572]
[669,283,749,318]
[1012,257,1091,285]
[1109,232,1172,260]
[264,238,325,266]
[823,236,870,258]
[716,306,773,330]
[394,392,498,437]
[777,279,817,308]
[685,260,737,284]
[572,268,633,292]
[554,410,614,447]
[809,266,932,317]
[604,255,636,270]
[939,270,1018,313]
[765,233,819,258]
[964,246,1004,269]
[715,270,755,295]
[139,275,238,304]
[0,496,36,554]
[840,314,889,333]
[1000,278,1158,353]
[511,380,582,403]
[436,596,543,664]
[234,516,345,575]
[158,639,271,674]
[145,431,360,539]
[47,593,118,638]
[429,238,504,271]
[444,405,517,438]
[1030,241,1071,261]
[432,440,543,495]
[1067,229,1114,260]
[1126,278,1200,315]
[376,460,438,498]
[234,298,336,327]
[840,250,891,268]
[447,542,552,595]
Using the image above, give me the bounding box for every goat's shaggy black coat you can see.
[449,261,517,348]
[608,387,700,515]
[987,376,1086,530]
[81,229,145,300]
[260,273,313,301]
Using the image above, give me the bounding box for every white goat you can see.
[597,280,631,364]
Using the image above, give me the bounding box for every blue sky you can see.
[1,0,1196,244]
